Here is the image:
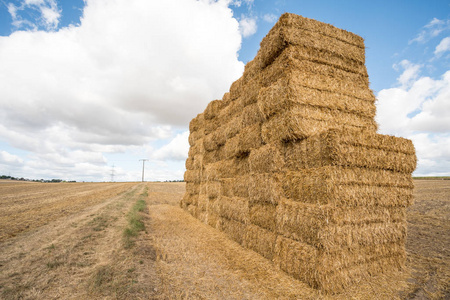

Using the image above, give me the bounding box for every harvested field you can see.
[0,180,448,299]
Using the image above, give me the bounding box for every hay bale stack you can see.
[181,12,416,293]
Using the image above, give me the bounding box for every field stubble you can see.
[0,180,448,299]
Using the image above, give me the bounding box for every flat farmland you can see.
[0,180,448,299]
[0,180,138,241]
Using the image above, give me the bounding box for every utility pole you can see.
[110,164,115,182]
[139,159,149,182]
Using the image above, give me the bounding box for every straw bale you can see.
[204,117,221,135]
[189,113,204,133]
[248,173,283,205]
[261,104,377,143]
[317,254,405,294]
[188,137,205,156]
[203,147,225,165]
[248,143,284,173]
[255,21,365,72]
[273,236,319,287]
[223,134,240,159]
[202,158,250,181]
[281,168,414,207]
[238,123,263,154]
[203,133,218,152]
[281,43,368,75]
[204,99,224,120]
[218,196,249,224]
[244,224,277,260]
[230,78,260,107]
[205,181,222,199]
[186,204,198,218]
[188,128,204,146]
[220,175,251,198]
[277,198,405,228]
[206,211,221,229]
[197,194,209,211]
[277,13,365,48]
[219,218,247,245]
[224,114,243,139]
[185,182,200,196]
[257,76,376,120]
[184,169,201,183]
[241,103,265,127]
[282,128,416,173]
[181,193,198,206]
[185,156,194,170]
[276,200,407,249]
[249,202,277,231]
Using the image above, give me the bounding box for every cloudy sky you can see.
[0,0,449,181]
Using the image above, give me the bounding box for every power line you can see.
[139,159,149,182]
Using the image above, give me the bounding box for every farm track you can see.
[0,180,448,299]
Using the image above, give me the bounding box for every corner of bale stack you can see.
[181,12,416,294]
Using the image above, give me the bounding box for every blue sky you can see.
[0,0,449,181]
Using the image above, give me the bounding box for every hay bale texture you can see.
[181,13,416,293]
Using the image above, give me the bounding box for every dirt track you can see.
[0,180,448,299]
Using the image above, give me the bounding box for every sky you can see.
[0,0,449,182]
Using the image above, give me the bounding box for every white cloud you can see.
[7,0,61,30]
[393,60,422,88]
[152,131,190,161]
[263,13,277,23]
[0,0,245,181]
[0,151,24,165]
[409,18,450,44]
[376,64,450,176]
[434,36,450,56]
[239,15,257,37]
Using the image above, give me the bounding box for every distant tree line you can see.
[0,175,76,183]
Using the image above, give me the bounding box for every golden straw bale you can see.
[238,123,263,154]
[273,236,319,288]
[205,181,222,199]
[219,218,247,246]
[244,224,277,260]
[257,77,376,120]
[224,114,243,139]
[248,143,284,173]
[181,193,198,206]
[185,182,200,196]
[188,137,205,156]
[204,99,225,120]
[249,202,277,231]
[281,167,414,207]
[276,199,407,249]
[203,133,218,152]
[189,113,204,133]
[241,103,265,127]
[283,129,417,173]
[218,196,249,224]
[261,104,377,143]
[204,117,221,135]
[277,13,364,47]
[254,23,365,72]
[221,175,251,198]
[183,169,201,183]
[188,128,204,146]
[249,173,283,205]
[223,134,240,158]
[185,156,194,170]
[197,194,209,211]
[203,147,225,165]
[206,211,221,229]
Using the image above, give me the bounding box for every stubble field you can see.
[0,179,448,299]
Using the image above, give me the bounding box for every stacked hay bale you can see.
[181,13,416,293]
